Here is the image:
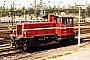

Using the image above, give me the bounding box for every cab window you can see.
[62,18,68,26]
[55,18,59,24]
[69,19,73,27]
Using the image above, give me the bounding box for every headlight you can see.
[24,31,26,34]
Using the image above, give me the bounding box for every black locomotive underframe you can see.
[13,34,58,47]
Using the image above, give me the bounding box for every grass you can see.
[65,52,72,55]
[39,50,76,60]
[42,58,46,60]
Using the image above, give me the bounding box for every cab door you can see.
[61,18,69,36]
[69,18,74,36]
[55,18,61,36]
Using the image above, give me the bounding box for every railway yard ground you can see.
[0,22,90,60]
[45,43,90,60]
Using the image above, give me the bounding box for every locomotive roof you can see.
[42,14,74,19]
[56,15,74,18]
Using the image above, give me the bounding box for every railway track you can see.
[0,23,16,27]
[0,44,22,57]
[0,39,88,60]
[75,28,90,34]
[74,22,90,34]
[0,37,89,60]
[0,23,16,43]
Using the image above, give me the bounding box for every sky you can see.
[0,0,89,8]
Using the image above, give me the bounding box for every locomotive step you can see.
[38,41,59,46]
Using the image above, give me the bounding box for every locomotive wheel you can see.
[22,44,27,51]
[15,41,19,49]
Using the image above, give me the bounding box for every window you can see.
[55,18,59,24]
[69,19,73,27]
[62,18,68,26]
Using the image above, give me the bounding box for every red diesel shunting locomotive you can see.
[12,14,77,51]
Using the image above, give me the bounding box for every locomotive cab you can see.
[55,15,74,41]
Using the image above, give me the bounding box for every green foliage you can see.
[0,4,90,17]
[42,58,46,60]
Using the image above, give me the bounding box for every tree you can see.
[87,4,90,16]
